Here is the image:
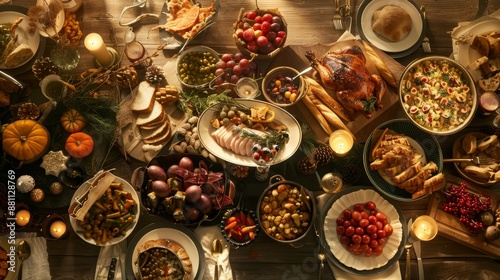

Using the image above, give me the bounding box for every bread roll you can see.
[372,6,412,42]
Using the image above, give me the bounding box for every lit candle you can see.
[329,129,354,157]
[411,215,438,241]
[84,33,113,66]
[236,77,259,99]
[50,220,67,239]
[16,210,31,227]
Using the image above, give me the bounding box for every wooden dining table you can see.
[4,0,500,279]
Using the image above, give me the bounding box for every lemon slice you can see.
[249,109,276,123]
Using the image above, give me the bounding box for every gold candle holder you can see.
[41,213,69,240]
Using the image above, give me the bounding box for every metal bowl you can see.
[256,175,316,244]
[399,56,477,136]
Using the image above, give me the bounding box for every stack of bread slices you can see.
[132,81,172,145]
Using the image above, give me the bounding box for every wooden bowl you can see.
[233,7,287,60]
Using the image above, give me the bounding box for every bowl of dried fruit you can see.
[257,175,316,244]
[233,7,287,60]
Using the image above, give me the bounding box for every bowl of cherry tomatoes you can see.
[233,7,288,60]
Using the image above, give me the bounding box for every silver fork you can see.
[420,5,431,53]
[333,0,343,29]
[443,155,496,165]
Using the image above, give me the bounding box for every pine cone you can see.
[32,57,60,80]
[145,65,166,85]
[16,102,40,120]
[116,66,139,89]
[312,145,334,166]
[296,156,317,175]
[339,163,361,184]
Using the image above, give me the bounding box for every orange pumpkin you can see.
[2,119,50,162]
[65,132,94,158]
[60,109,86,133]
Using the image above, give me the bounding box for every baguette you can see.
[362,41,397,88]
[305,76,353,122]
[301,95,333,135]
[306,88,354,138]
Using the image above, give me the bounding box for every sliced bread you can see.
[140,120,170,141]
[142,124,171,145]
[132,81,156,114]
[135,100,164,126]
[140,111,169,130]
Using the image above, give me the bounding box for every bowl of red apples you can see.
[233,7,287,60]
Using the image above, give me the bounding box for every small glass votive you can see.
[15,203,31,228]
[235,77,260,99]
[41,213,69,240]
[410,215,438,241]
[329,129,354,157]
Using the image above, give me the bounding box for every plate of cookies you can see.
[451,132,500,186]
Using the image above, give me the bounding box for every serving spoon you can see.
[211,239,223,280]
[17,239,31,279]
[292,66,313,81]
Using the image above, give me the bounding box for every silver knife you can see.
[413,240,424,280]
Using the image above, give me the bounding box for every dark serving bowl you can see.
[256,175,316,244]
[220,203,260,247]
[139,153,234,226]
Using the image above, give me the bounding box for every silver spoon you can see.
[292,66,313,80]
[17,240,31,279]
[211,239,223,280]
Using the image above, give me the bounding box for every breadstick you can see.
[305,76,353,122]
[306,89,355,140]
[301,95,333,135]
[362,41,397,88]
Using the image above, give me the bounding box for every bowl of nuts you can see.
[261,66,306,107]
[257,175,316,243]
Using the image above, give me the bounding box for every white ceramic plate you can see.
[0,11,39,69]
[456,19,500,81]
[359,0,423,53]
[323,189,403,271]
[125,223,205,280]
[0,237,17,280]
[69,175,140,246]
[197,99,302,167]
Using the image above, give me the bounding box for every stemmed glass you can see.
[252,143,280,181]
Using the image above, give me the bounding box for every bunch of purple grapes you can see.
[440,183,491,234]
[213,53,258,85]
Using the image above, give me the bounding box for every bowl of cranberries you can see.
[261,66,305,107]
[233,7,287,60]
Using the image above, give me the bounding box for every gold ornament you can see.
[40,150,69,176]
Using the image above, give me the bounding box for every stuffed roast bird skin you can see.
[306,45,387,119]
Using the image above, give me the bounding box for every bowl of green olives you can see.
[176,46,220,89]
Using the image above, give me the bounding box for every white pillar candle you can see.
[84,33,113,66]
[411,215,438,241]
[50,220,67,239]
[329,129,354,157]
[16,209,31,227]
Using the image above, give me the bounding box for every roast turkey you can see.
[305,45,387,119]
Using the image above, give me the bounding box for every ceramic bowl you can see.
[261,66,306,107]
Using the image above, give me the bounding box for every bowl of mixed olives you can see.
[176,45,220,89]
[261,66,306,107]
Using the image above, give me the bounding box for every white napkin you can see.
[317,194,402,280]
[16,233,51,280]
[194,225,233,280]
[94,241,127,280]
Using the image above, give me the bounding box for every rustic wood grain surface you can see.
[6,0,500,279]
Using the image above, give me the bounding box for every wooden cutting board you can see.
[268,39,406,143]
[427,174,500,257]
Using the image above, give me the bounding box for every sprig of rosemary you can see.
[239,128,289,149]
[177,90,236,116]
